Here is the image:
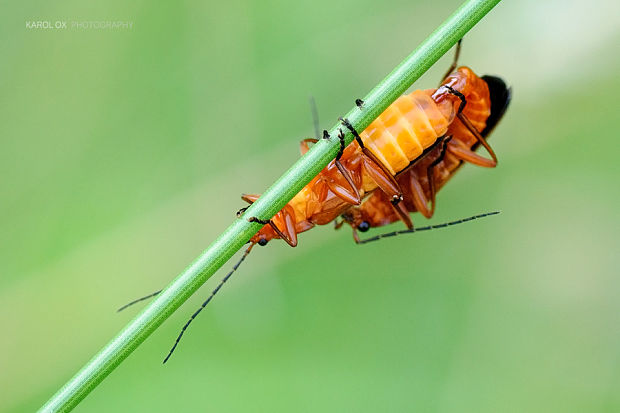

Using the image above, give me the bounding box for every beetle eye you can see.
[358,221,370,232]
[258,239,268,246]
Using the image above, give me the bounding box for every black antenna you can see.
[117,290,162,312]
[309,96,320,139]
[163,243,255,364]
[358,211,500,244]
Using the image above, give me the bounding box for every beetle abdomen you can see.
[361,89,452,175]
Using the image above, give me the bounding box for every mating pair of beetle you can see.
[121,41,511,363]
[241,40,510,247]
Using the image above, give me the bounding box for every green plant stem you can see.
[39,0,501,411]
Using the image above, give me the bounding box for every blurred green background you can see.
[2,0,619,411]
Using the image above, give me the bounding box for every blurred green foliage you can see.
[1,0,619,412]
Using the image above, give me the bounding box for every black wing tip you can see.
[481,75,512,137]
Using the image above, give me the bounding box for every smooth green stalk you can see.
[39,0,501,411]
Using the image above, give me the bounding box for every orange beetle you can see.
[340,73,510,242]
[243,42,509,247]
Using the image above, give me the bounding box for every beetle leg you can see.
[362,158,412,229]
[300,138,318,155]
[457,112,498,166]
[333,129,361,204]
[247,216,270,225]
[236,206,249,217]
[340,117,412,229]
[339,117,400,185]
[248,213,298,248]
[333,160,361,204]
[447,138,497,168]
[312,128,361,205]
[241,194,298,247]
[241,194,260,203]
[334,218,344,230]
[438,86,498,166]
[406,170,432,219]
[339,117,400,191]
[392,200,414,230]
[237,194,260,217]
[441,39,462,81]
[339,117,367,150]
[334,129,346,160]
[425,136,451,216]
[441,85,467,114]
[402,137,450,219]
[305,128,360,204]
[270,206,298,247]
[327,178,361,205]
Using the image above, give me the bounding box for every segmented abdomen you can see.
[361,89,453,175]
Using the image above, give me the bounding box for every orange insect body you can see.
[245,65,507,246]
[360,89,454,175]
[343,106,490,230]
[343,70,509,235]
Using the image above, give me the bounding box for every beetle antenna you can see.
[163,243,255,364]
[117,290,162,312]
[358,211,499,244]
